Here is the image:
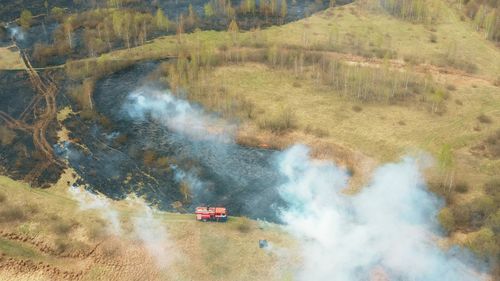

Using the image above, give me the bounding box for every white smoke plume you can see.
[7,25,25,41]
[68,185,122,235]
[276,145,488,281]
[69,187,176,268]
[130,199,177,268]
[123,87,235,142]
[172,166,205,193]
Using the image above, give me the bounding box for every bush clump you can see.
[477,113,493,124]
[0,207,26,223]
[484,178,500,204]
[466,228,499,258]
[352,105,363,112]
[259,108,296,134]
[438,207,455,233]
[235,217,252,233]
[52,220,74,235]
[454,181,469,193]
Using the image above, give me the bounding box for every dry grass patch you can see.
[0,46,24,70]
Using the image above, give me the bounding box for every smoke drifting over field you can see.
[69,187,175,267]
[7,25,24,41]
[130,199,177,268]
[69,185,122,235]
[123,87,235,142]
[276,145,486,281]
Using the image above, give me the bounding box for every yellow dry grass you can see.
[205,62,499,190]
[0,46,24,70]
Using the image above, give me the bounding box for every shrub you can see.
[179,181,191,203]
[98,115,113,130]
[20,10,33,29]
[484,178,500,204]
[463,196,496,229]
[50,7,66,21]
[477,113,493,124]
[446,84,457,91]
[466,227,498,258]
[0,207,26,223]
[54,238,69,254]
[438,207,455,233]
[143,150,157,166]
[450,195,496,231]
[259,108,296,134]
[156,156,170,169]
[451,204,470,228]
[235,217,252,233]
[435,56,478,74]
[352,105,363,112]
[429,33,437,43]
[52,220,74,235]
[454,181,469,193]
[486,209,500,234]
[114,134,128,146]
[87,220,106,240]
[494,76,500,87]
[0,126,16,145]
[80,109,97,121]
[305,125,329,138]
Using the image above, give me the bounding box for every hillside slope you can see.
[0,172,296,281]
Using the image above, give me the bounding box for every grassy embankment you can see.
[0,173,295,281]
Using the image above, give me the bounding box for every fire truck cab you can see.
[195,206,228,222]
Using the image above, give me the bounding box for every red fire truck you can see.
[195,206,228,222]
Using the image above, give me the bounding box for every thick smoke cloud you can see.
[276,145,487,281]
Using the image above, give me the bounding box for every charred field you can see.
[0,59,288,221]
[60,61,286,221]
